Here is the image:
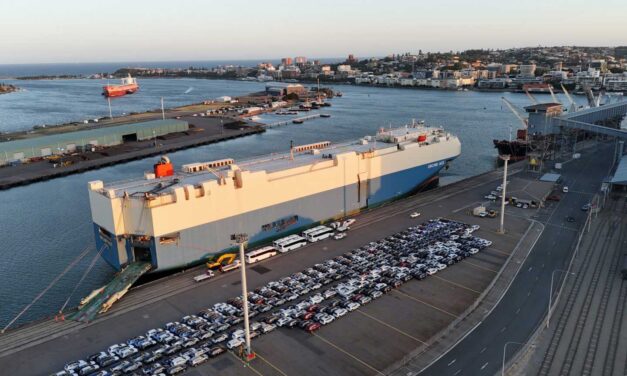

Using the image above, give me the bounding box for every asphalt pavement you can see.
[418,143,615,376]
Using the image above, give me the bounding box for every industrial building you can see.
[265,82,307,97]
[0,119,188,164]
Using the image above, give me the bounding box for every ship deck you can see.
[101,126,451,198]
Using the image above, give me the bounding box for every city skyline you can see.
[2,0,626,64]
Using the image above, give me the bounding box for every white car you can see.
[333,308,348,318]
[346,302,360,311]
[410,212,421,218]
[276,317,291,327]
[484,195,497,200]
[319,315,334,325]
[226,338,244,349]
[562,186,569,193]
[310,294,324,304]
[426,268,439,275]
[469,248,479,254]
[334,232,347,240]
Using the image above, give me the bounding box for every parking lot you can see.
[56,212,528,376]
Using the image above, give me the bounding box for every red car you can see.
[546,195,561,201]
[301,311,315,320]
[306,322,321,332]
[306,304,320,312]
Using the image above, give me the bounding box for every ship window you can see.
[159,233,180,245]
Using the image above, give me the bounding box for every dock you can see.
[0,117,264,190]
[267,113,327,127]
[0,161,534,374]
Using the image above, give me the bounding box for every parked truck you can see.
[193,270,215,282]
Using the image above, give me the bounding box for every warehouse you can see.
[0,119,188,164]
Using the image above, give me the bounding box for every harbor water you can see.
[0,76,584,328]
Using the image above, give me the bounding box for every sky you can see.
[1,0,626,64]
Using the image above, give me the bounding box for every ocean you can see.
[0,70,588,329]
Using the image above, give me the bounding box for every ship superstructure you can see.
[88,124,461,272]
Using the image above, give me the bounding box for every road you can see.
[418,143,614,376]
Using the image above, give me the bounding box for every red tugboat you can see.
[102,74,139,97]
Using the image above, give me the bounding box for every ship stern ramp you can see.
[68,261,151,322]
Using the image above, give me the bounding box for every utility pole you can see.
[161,97,165,120]
[498,154,510,234]
[231,233,255,361]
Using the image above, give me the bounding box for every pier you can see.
[266,113,328,127]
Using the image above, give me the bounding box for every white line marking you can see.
[454,370,461,375]
[500,326,506,333]
[481,362,489,370]
[515,308,521,314]
[480,347,487,354]
[448,359,456,366]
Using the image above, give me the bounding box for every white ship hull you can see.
[88,126,461,272]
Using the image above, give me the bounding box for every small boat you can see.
[320,114,331,118]
[292,119,304,124]
[335,92,343,97]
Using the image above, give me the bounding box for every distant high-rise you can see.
[294,56,307,64]
[347,54,357,64]
[519,64,536,77]
[281,57,293,66]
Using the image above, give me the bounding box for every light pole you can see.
[547,269,575,328]
[502,341,523,376]
[231,233,255,360]
[160,97,165,120]
[498,154,510,234]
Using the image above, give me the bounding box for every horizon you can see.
[0,44,623,67]
[2,0,626,65]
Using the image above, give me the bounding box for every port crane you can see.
[560,84,578,112]
[524,88,539,105]
[501,97,528,129]
[547,85,560,104]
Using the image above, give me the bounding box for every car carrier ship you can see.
[88,123,461,272]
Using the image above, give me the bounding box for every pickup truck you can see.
[193,270,215,282]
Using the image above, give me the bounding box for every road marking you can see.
[528,267,533,272]
[255,352,288,376]
[433,275,481,294]
[356,310,426,344]
[480,347,487,353]
[516,308,520,315]
[454,370,461,375]
[500,326,506,333]
[448,359,456,366]
[311,332,384,375]
[228,350,264,376]
[481,362,489,370]
[461,260,499,273]
[392,289,457,318]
